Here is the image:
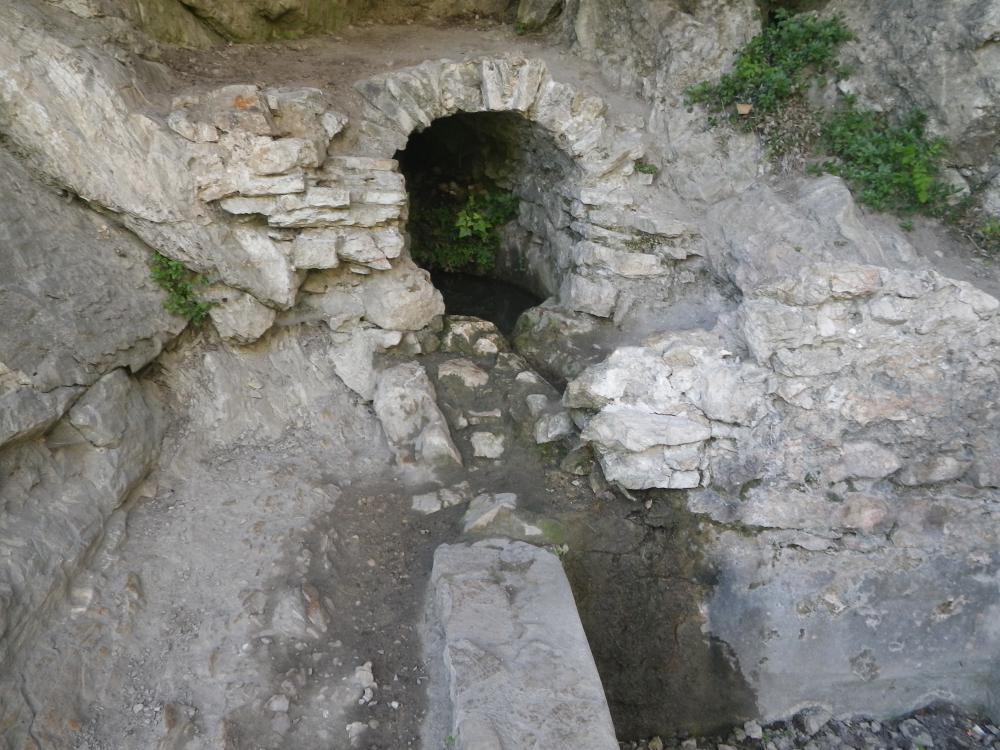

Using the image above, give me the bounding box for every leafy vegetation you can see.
[685,9,852,127]
[969,217,1000,255]
[409,186,519,273]
[686,9,1000,254]
[634,160,659,175]
[149,252,212,323]
[814,105,955,215]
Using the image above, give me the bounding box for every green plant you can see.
[410,187,518,273]
[634,160,659,175]
[685,9,852,126]
[972,218,1000,255]
[149,252,212,323]
[815,105,955,215]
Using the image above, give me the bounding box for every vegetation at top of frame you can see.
[685,8,1000,253]
[685,9,853,126]
[813,104,956,216]
[409,184,519,274]
[149,252,213,323]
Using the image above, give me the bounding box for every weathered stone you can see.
[245,137,322,175]
[0,148,180,444]
[199,84,275,136]
[267,203,400,229]
[373,362,461,469]
[438,359,490,389]
[470,432,505,459]
[582,406,712,452]
[166,110,219,143]
[0,369,162,667]
[560,274,618,317]
[229,227,300,309]
[359,260,444,331]
[830,442,902,482]
[461,493,518,532]
[534,411,574,444]
[67,369,134,448]
[282,187,351,209]
[329,327,403,401]
[207,290,277,345]
[265,87,334,146]
[425,540,618,749]
[290,229,340,270]
[896,456,971,487]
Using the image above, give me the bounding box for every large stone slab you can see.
[424,539,618,750]
[0,369,163,669]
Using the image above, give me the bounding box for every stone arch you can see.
[351,57,690,322]
[353,56,642,178]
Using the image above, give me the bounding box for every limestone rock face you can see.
[0,3,301,307]
[206,287,279,345]
[829,0,1000,176]
[0,369,163,668]
[164,0,363,41]
[517,0,563,29]
[566,0,759,100]
[0,148,181,452]
[424,540,618,750]
[45,0,222,47]
[705,177,918,294]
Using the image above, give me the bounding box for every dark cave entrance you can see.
[395,111,575,335]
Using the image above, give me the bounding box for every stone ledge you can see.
[423,539,618,750]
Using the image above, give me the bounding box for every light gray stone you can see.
[0,149,180,449]
[438,359,490,389]
[245,138,322,175]
[373,362,461,470]
[534,411,574,444]
[359,260,444,331]
[470,432,505,459]
[583,406,712,452]
[329,327,403,401]
[462,493,519,532]
[67,369,133,448]
[166,110,218,143]
[0,369,162,667]
[291,229,340,270]
[560,274,618,318]
[207,291,277,345]
[896,456,971,487]
[424,540,618,749]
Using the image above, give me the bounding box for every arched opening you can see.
[395,110,579,334]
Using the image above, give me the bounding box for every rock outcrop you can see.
[1,0,999,742]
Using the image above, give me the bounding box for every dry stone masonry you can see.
[1,0,999,747]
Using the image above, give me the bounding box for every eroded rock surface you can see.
[1,1,999,745]
[424,539,618,750]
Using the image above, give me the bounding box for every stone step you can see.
[423,539,618,750]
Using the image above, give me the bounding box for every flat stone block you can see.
[425,539,618,750]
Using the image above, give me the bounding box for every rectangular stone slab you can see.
[425,539,618,750]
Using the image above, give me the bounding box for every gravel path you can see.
[623,703,1000,750]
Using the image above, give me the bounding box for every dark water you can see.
[430,270,542,335]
